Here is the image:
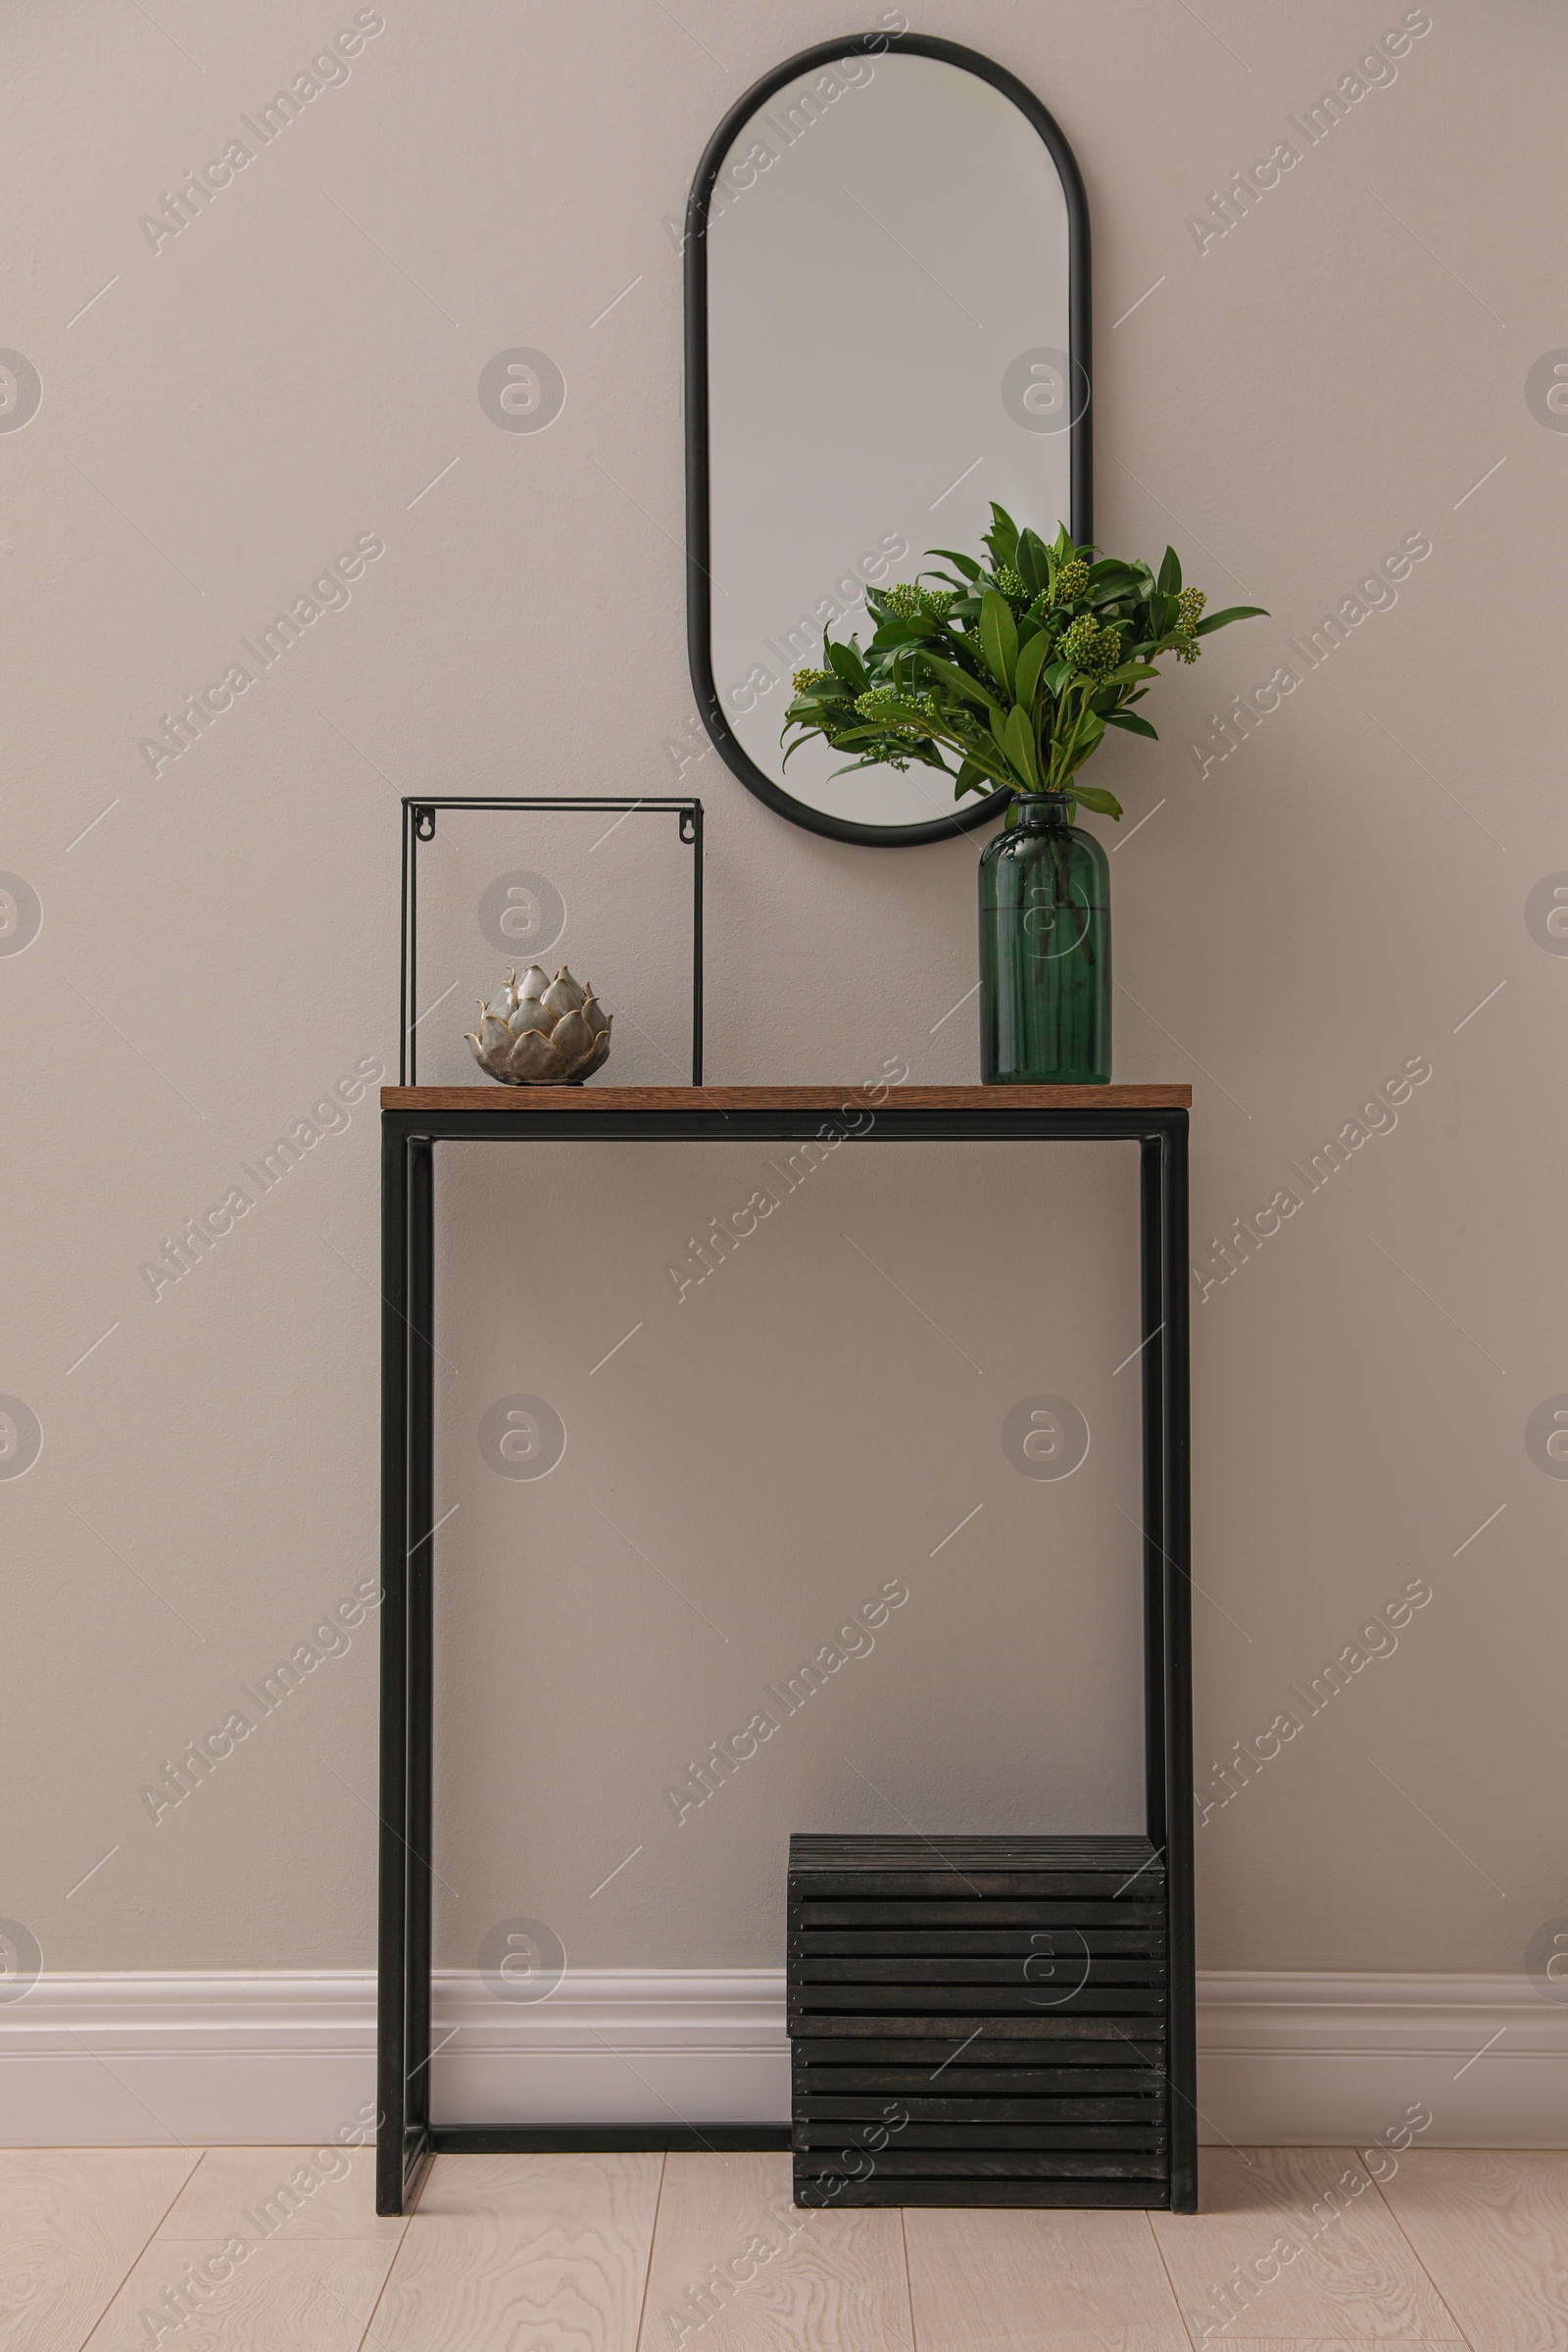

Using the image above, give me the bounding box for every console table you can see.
[376,1084,1195,2215]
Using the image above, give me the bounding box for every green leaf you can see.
[1194,604,1269,634]
[1060,714,1106,774]
[1004,799,1021,828]
[984,503,1020,572]
[1014,627,1052,711]
[1004,704,1040,790]
[953,759,991,801]
[1105,710,1159,740]
[927,547,983,582]
[826,641,863,686]
[1015,528,1050,599]
[958,745,1014,788]
[1072,782,1124,818]
[918,654,1004,715]
[1156,546,1182,599]
[988,705,1010,756]
[978,589,1018,693]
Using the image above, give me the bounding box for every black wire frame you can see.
[684,31,1094,849]
[375,1098,1194,2217]
[398,797,704,1087]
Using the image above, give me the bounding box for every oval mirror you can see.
[685,33,1091,847]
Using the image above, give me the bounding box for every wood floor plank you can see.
[0,2147,198,2352]
[369,2152,662,2351]
[906,2204,1190,2350]
[9,2140,1545,2352]
[155,2143,401,2240]
[1368,2148,1568,2352]
[79,2235,397,2350]
[637,2149,911,2352]
[1148,2148,1454,2341]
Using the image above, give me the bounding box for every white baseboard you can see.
[2,1969,1563,2148]
[1198,1971,1568,2148]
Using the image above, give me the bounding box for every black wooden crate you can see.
[788,1834,1170,2207]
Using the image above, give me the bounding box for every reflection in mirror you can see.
[688,38,1090,844]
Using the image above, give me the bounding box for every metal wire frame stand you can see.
[398,796,704,1087]
[376,1092,1193,2216]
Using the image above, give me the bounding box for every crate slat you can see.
[793,1928,1165,1956]
[792,2013,1165,2040]
[790,1836,1157,1865]
[790,1986,1166,2016]
[791,1873,1163,1901]
[793,2065,1165,2096]
[796,2096,1164,2125]
[795,1957,1165,1985]
[794,2180,1169,2208]
[796,2123,1166,2150]
[798,2151,1167,2180]
[792,1900,1163,1930]
[792,2036,1164,2067]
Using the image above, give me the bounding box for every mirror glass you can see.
[690,41,1088,844]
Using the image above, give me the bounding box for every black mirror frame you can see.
[684,31,1093,849]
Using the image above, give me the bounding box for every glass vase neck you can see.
[1015,794,1073,831]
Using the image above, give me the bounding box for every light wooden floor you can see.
[4,2143,1565,2351]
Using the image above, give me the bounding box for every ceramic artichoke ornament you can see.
[466,964,612,1085]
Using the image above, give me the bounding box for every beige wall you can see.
[2,0,1562,1986]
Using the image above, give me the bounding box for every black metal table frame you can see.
[377,1097,1194,2215]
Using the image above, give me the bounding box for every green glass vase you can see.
[979,795,1111,1084]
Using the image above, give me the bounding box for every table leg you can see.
[376,1123,410,2212]
[1161,1118,1198,2213]
[377,1127,436,2214]
[1140,1138,1168,1850]
[405,1140,435,2169]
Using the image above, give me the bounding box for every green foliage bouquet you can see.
[781,504,1264,822]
